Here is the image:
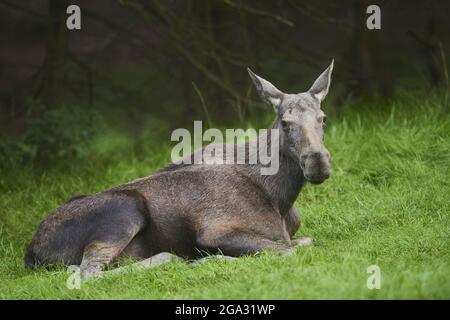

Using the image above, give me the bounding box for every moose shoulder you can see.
[25,61,334,278]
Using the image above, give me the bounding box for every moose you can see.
[25,61,334,278]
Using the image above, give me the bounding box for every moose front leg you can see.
[196,231,311,257]
[285,206,301,238]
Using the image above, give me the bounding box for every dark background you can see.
[0,0,449,166]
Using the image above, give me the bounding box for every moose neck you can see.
[243,119,306,216]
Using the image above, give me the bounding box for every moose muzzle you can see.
[300,148,331,184]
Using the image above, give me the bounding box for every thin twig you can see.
[223,0,294,27]
[0,0,46,19]
[192,82,212,128]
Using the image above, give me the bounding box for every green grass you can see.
[0,93,449,299]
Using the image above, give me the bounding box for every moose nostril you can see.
[301,151,329,163]
[310,152,322,160]
[300,155,308,164]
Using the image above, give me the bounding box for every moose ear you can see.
[308,59,334,102]
[248,68,284,110]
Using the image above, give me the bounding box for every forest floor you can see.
[0,93,449,299]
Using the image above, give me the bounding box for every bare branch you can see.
[223,0,294,27]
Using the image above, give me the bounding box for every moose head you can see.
[248,61,334,184]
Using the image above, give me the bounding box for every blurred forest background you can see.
[0,0,449,167]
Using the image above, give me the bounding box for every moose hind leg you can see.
[80,240,130,279]
[103,252,183,277]
[79,191,147,279]
[197,231,293,257]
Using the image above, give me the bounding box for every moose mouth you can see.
[300,157,331,184]
[299,150,331,184]
[303,172,331,184]
[301,161,331,184]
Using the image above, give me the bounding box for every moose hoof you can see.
[80,266,103,280]
[280,237,314,256]
[137,252,183,269]
[292,237,314,247]
[215,255,238,261]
